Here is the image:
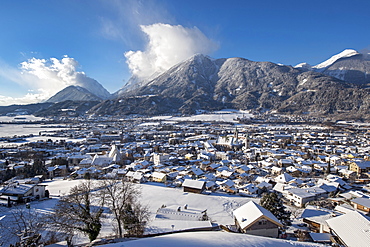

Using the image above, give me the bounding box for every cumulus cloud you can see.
[0,60,50,105]
[20,56,78,92]
[0,89,50,106]
[0,56,110,106]
[20,56,110,100]
[125,23,219,78]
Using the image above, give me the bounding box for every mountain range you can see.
[295,49,370,85]
[2,49,370,120]
[90,50,370,119]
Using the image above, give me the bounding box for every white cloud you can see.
[125,23,219,78]
[0,89,50,106]
[0,56,110,106]
[21,56,110,99]
[20,56,81,93]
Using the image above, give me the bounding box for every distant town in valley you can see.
[0,111,369,246]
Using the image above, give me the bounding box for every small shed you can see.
[182,179,206,194]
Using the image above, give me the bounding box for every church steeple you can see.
[234,126,239,140]
[245,131,250,149]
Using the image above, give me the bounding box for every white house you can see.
[0,183,47,203]
[283,187,328,207]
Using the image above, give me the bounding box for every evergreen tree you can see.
[326,162,331,174]
[32,159,46,176]
[260,192,291,225]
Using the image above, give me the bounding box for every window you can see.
[259,219,267,225]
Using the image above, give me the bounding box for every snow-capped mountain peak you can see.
[313,49,360,70]
[294,62,312,71]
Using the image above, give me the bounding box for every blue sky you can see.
[0,0,369,105]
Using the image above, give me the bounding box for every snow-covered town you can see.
[1,112,370,246]
[2,0,370,246]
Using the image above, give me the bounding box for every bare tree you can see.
[99,179,149,238]
[3,205,46,246]
[49,180,104,243]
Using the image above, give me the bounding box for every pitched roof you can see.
[233,201,283,230]
[155,205,207,221]
[0,183,35,195]
[353,160,370,168]
[326,211,370,247]
[182,179,205,190]
[351,197,370,208]
[151,172,167,180]
[276,173,294,183]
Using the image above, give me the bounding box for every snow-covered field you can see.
[149,109,253,123]
[0,115,45,123]
[0,179,324,246]
[0,124,66,138]
[0,124,84,147]
[39,178,254,227]
[1,179,253,245]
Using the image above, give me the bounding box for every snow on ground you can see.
[0,179,89,245]
[101,231,323,247]
[0,124,67,138]
[37,179,254,226]
[0,115,45,122]
[148,109,253,123]
[1,179,256,245]
[41,178,88,196]
[140,182,254,226]
[0,179,323,246]
[0,126,85,147]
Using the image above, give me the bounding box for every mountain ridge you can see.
[46,85,104,103]
[295,49,370,85]
[90,53,370,119]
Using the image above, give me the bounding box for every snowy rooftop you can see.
[326,211,370,247]
[182,179,205,189]
[233,201,282,230]
[155,205,207,221]
[0,183,37,195]
[351,197,370,208]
